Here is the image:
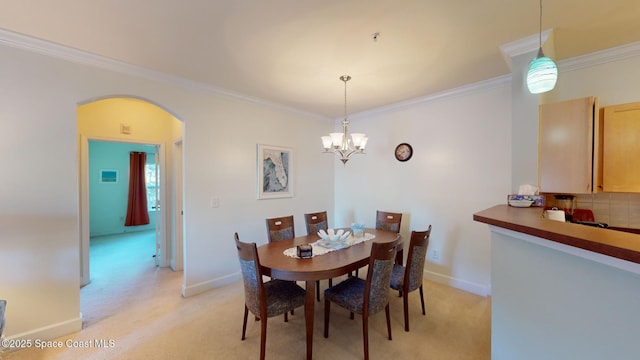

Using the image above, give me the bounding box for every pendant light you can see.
[527,0,558,94]
[321,75,368,165]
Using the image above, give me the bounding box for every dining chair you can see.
[304,211,332,301]
[304,211,328,235]
[348,210,402,279]
[376,210,403,233]
[265,215,297,318]
[390,225,432,332]
[323,238,400,360]
[0,299,6,339]
[266,215,295,242]
[235,233,306,360]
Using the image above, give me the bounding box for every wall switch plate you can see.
[210,197,219,208]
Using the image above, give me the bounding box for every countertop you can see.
[473,204,640,264]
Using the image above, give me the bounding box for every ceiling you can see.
[2,0,640,118]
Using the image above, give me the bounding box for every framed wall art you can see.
[257,144,293,199]
[100,169,119,183]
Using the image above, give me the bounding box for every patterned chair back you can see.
[266,215,295,242]
[405,226,432,292]
[364,239,400,315]
[375,210,402,233]
[235,233,264,316]
[304,211,328,235]
[0,299,5,338]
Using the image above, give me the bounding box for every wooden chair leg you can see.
[362,314,369,360]
[260,315,268,360]
[419,285,426,315]
[403,289,410,332]
[242,306,249,340]
[323,299,330,338]
[284,312,288,322]
[385,303,392,340]
[316,280,321,302]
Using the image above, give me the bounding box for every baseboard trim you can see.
[181,272,241,298]
[4,314,82,343]
[424,270,491,297]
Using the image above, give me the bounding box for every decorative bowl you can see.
[318,229,351,242]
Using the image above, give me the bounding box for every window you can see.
[145,162,159,212]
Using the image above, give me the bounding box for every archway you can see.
[77,96,184,286]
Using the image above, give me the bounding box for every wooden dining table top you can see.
[257,228,402,281]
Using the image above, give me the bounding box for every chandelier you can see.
[321,75,368,165]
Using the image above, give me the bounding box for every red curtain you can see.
[125,152,150,226]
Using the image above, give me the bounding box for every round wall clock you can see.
[394,143,413,162]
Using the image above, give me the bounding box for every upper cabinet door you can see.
[538,96,600,194]
[602,102,640,192]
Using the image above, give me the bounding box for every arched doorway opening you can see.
[77,96,184,289]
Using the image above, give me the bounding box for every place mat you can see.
[283,233,376,258]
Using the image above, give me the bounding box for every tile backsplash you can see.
[576,193,640,229]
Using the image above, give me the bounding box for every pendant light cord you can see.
[538,0,543,48]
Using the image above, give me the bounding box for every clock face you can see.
[395,143,413,162]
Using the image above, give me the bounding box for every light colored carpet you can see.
[4,231,491,359]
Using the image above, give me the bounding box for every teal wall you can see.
[89,141,157,237]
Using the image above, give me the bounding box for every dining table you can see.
[257,228,402,360]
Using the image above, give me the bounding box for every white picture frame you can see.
[257,144,293,199]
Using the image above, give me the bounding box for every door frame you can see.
[79,135,170,286]
[171,139,184,271]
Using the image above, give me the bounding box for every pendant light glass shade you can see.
[527,0,557,94]
[527,48,558,94]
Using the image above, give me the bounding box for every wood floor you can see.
[4,231,491,359]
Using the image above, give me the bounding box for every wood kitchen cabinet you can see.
[602,101,640,192]
[538,96,602,194]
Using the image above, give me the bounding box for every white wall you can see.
[549,44,640,107]
[492,227,640,360]
[180,96,336,295]
[0,39,334,340]
[334,81,513,295]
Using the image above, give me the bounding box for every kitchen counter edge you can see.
[473,204,640,265]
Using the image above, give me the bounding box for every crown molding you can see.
[0,28,328,121]
[352,75,511,119]
[559,40,640,72]
[2,27,640,120]
[499,29,553,70]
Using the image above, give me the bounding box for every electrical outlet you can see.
[431,249,440,260]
